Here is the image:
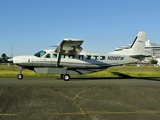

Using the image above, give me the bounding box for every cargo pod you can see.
[34,67,65,74]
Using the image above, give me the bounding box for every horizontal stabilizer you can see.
[130,54,151,58]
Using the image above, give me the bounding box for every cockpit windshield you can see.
[34,50,46,57]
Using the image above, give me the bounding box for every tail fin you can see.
[129,31,146,56]
[110,31,146,56]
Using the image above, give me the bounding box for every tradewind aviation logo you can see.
[107,56,124,60]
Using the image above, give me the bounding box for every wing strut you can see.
[56,41,65,67]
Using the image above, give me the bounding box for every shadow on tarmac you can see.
[69,72,160,82]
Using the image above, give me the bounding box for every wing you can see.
[55,38,84,55]
[55,38,84,67]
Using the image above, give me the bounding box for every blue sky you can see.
[0,0,160,56]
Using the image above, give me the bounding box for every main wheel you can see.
[60,74,64,79]
[17,74,23,80]
[63,74,70,81]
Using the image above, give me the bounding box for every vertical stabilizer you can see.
[129,31,146,56]
[110,31,146,55]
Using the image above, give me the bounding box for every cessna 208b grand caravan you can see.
[13,31,146,81]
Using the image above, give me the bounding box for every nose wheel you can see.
[17,74,23,79]
[17,67,23,80]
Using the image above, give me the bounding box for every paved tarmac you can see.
[0,77,160,86]
[0,77,160,120]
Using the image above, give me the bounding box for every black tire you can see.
[60,74,64,79]
[63,74,70,81]
[17,74,23,80]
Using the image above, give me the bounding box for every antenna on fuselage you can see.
[49,45,58,50]
[10,45,13,58]
[50,45,58,47]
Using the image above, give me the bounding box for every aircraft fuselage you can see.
[13,50,139,75]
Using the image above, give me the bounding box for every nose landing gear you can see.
[17,74,23,79]
[17,67,23,80]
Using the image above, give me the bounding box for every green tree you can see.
[1,53,7,63]
[150,59,158,64]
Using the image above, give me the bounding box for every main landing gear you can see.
[16,67,71,81]
[17,67,23,80]
[60,74,70,81]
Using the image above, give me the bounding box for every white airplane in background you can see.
[13,31,146,81]
[154,58,160,67]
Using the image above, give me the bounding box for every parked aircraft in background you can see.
[154,58,160,67]
[12,31,146,81]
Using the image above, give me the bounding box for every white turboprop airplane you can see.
[13,31,146,81]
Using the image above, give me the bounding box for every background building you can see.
[145,40,160,57]
[115,40,160,58]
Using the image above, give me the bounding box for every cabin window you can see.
[34,50,46,58]
[52,54,57,58]
[86,55,91,59]
[93,55,98,60]
[61,54,65,58]
[100,56,105,60]
[69,55,75,59]
[45,54,51,58]
[79,55,84,59]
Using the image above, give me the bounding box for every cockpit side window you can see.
[34,50,46,57]
[45,54,51,58]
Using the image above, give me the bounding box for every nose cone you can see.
[13,55,33,66]
[13,56,20,64]
[8,58,13,62]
